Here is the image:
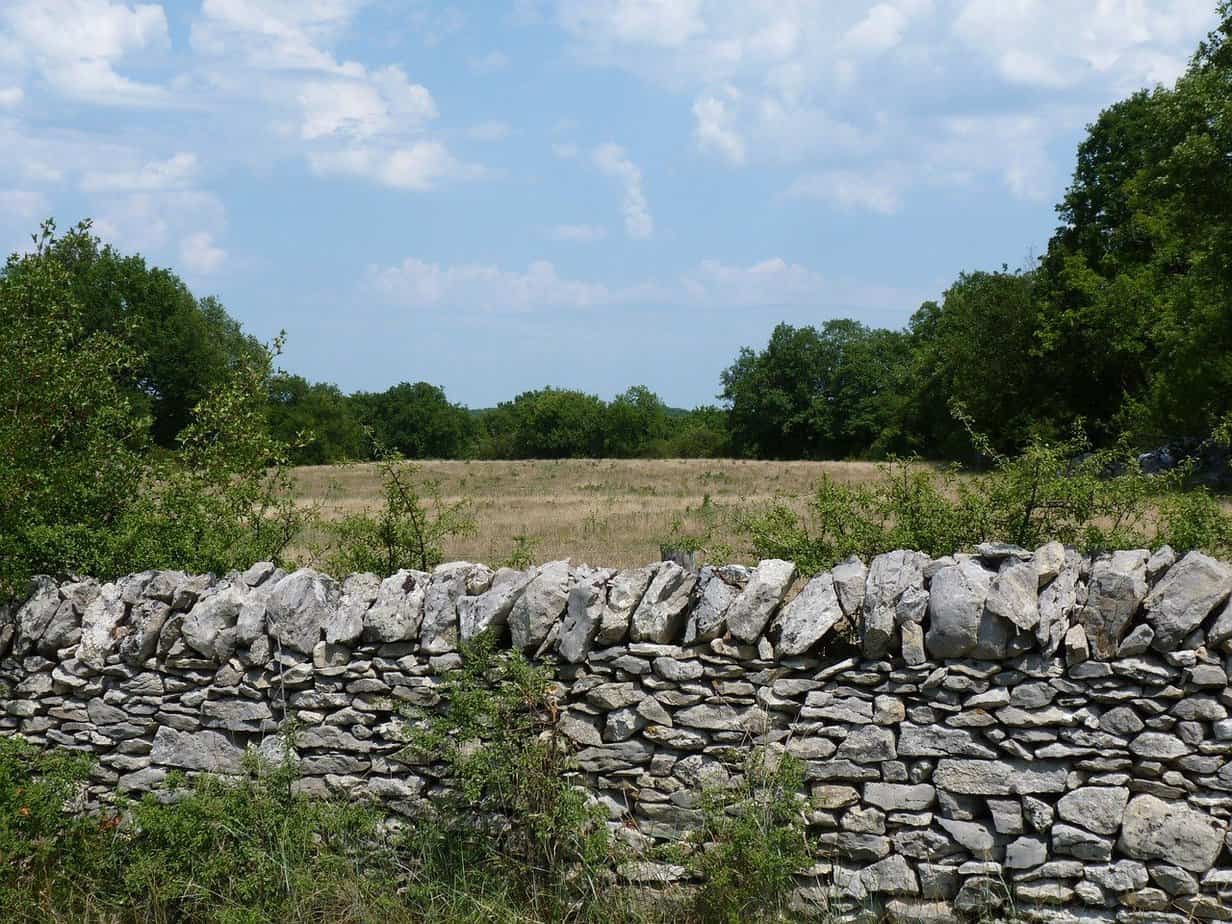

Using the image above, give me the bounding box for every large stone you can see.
[1118,796,1226,873]
[119,598,171,664]
[1037,552,1081,656]
[630,562,695,644]
[685,564,749,643]
[558,570,610,663]
[330,572,379,645]
[364,570,428,643]
[1056,787,1130,836]
[831,555,868,617]
[984,557,1040,631]
[932,759,1067,795]
[182,585,246,661]
[267,569,339,654]
[77,582,127,669]
[45,579,97,653]
[727,558,796,643]
[459,567,532,643]
[151,727,244,773]
[776,571,844,656]
[924,559,1005,659]
[863,550,929,658]
[1144,551,1232,651]
[1080,550,1148,659]
[421,562,492,654]
[864,783,936,812]
[510,560,572,652]
[15,575,64,654]
[936,818,995,859]
[861,854,919,895]
[596,566,654,645]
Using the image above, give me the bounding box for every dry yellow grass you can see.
[290,458,898,569]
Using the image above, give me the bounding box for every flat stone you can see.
[1056,787,1130,836]
[1144,551,1232,651]
[151,727,244,773]
[933,759,1067,795]
[1118,795,1226,873]
[727,559,796,643]
[775,571,843,656]
[629,562,695,644]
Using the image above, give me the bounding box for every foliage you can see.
[690,750,811,924]
[268,373,368,464]
[478,387,609,459]
[0,221,150,596]
[26,220,262,447]
[325,441,476,575]
[406,630,617,917]
[501,533,540,570]
[739,418,1232,575]
[352,381,477,460]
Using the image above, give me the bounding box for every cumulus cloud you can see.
[692,93,745,165]
[2,0,169,105]
[368,257,614,310]
[180,230,226,274]
[81,152,198,192]
[558,0,705,49]
[592,142,653,239]
[0,87,22,108]
[788,169,903,215]
[309,141,487,190]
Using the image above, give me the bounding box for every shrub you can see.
[690,749,811,924]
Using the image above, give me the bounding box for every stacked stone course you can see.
[5,544,1232,921]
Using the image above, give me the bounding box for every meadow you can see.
[291,458,905,569]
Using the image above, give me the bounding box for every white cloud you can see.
[558,0,705,49]
[468,120,510,142]
[2,0,169,105]
[368,257,613,310]
[298,68,436,140]
[81,152,198,192]
[592,142,653,239]
[552,142,579,159]
[190,0,365,72]
[547,223,607,241]
[692,93,745,165]
[788,169,903,215]
[0,87,21,108]
[180,230,226,273]
[469,51,510,74]
[309,141,486,190]
[367,252,916,315]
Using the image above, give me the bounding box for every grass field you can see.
[291,458,899,569]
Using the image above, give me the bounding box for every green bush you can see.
[689,750,811,924]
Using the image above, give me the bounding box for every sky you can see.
[0,1,1220,408]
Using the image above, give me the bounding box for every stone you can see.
[629,563,695,644]
[836,725,896,763]
[1065,624,1090,665]
[182,586,246,661]
[831,555,868,617]
[924,559,1008,659]
[15,575,64,655]
[597,566,654,645]
[267,569,339,654]
[775,571,843,656]
[985,557,1040,631]
[1129,732,1188,760]
[936,817,996,858]
[726,559,796,643]
[1116,624,1155,657]
[151,727,244,773]
[201,698,274,730]
[1005,835,1048,869]
[364,570,427,644]
[685,564,749,643]
[861,854,919,895]
[1056,787,1130,836]
[119,598,171,664]
[329,574,377,646]
[1034,541,1066,586]
[507,560,571,653]
[863,550,929,658]
[675,703,759,732]
[1099,706,1144,736]
[1118,795,1226,873]
[932,759,1067,795]
[422,562,491,654]
[460,567,533,644]
[1052,824,1114,862]
[77,582,127,669]
[1145,551,1232,651]
[1080,550,1149,659]
[558,572,607,663]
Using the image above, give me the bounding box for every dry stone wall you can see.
[5,544,1232,922]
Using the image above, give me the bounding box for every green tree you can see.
[353,381,475,459]
[22,221,262,447]
[604,384,671,457]
[267,373,367,464]
[479,387,607,458]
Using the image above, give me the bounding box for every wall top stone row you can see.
[3,544,1229,673]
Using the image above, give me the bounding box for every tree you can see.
[604,385,671,457]
[479,387,608,459]
[352,381,475,459]
[20,221,262,447]
[267,374,366,464]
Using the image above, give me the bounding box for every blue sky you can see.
[0,1,1219,407]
